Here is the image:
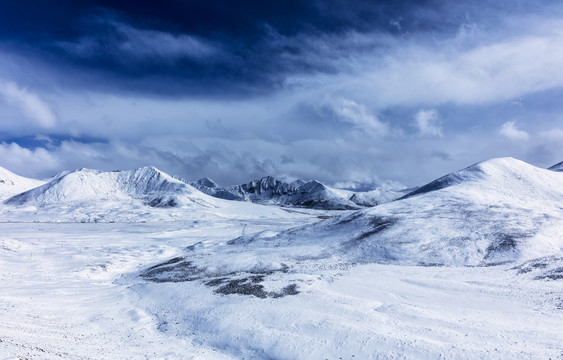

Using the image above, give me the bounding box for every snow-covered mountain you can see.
[226,176,306,202]
[549,160,563,172]
[0,166,45,201]
[1,166,322,223]
[186,157,563,271]
[192,175,404,210]
[6,166,214,208]
[192,176,302,202]
[288,180,359,210]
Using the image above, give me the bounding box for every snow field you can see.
[1,220,562,359]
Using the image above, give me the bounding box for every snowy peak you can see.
[402,157,548,199]
[298,180,326,193]
[117,166,191,196]
[549,160,563,172]
[7,168,128,205]
[221,176,302,202]
[194,177,219,189]
[240,176,302,197]
[291,180,359,210]
[5,166,212,208]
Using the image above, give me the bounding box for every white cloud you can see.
[413,109,443,137]
[356,34,563,108]
[539,128,563,141]
[0,142,59,178]
[285,17,563,110]
[329,98,389,136]
[499,121,530,141]
[0,79,56,128]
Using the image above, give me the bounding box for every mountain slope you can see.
[0,167,45,201]
[197,157,563,269]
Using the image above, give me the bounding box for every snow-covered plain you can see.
[1,158,563,359]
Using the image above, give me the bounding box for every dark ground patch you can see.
[534,267,563,281]
[484,233,525,260]
[212,277,298,299]
[141,259,204,283]
[346,216,396,246]
[417,262,445,267]
[512,256,563,281]
[140,258,299,299]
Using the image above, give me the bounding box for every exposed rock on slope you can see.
[192,176,404,210]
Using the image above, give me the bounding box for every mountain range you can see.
[218,157,563,268]
[1,158,562,263]
[190,176,407,210]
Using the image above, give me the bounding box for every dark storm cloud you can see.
[0,0,516,97]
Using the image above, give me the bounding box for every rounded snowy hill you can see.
[214,158,563,268]
[0,166,45,201]
[5,166,214,208]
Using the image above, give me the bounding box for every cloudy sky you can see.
[1,0,562,188]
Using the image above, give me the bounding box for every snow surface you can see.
[0,157,562,359]
[1,221,562,359]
